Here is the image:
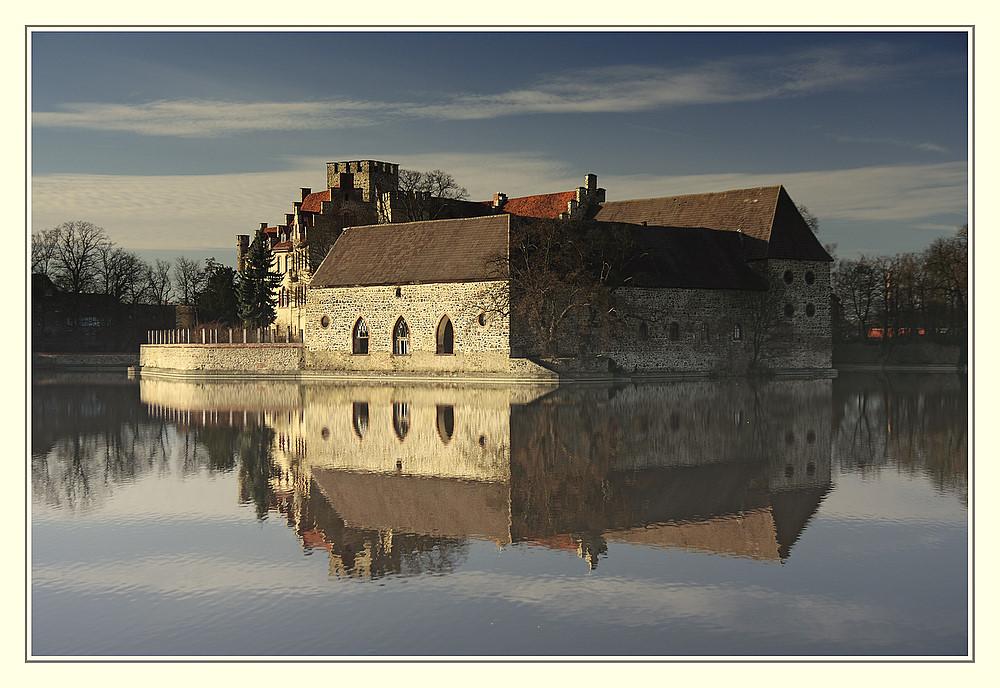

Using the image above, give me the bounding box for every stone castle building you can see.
[237,159,834,377]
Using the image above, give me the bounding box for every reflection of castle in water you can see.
[140,377,834,574]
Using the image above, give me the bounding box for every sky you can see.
[29,29,970,266]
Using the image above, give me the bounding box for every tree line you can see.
[829,224,967,345]
[31,220,280,351]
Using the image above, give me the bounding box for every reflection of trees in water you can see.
[33,381,166,510]
[833,373,967,504]
[32,379,244,511]
[237,424,279,520]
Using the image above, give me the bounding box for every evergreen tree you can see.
[238,230,281,328]
[198,258,240,325]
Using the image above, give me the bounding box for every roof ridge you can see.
[342,214,510,232]
[601,185,782,205]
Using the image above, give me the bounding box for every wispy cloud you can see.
[826,133,950,154]
[32,44,927,137]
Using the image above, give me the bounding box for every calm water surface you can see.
[30,372,969,657]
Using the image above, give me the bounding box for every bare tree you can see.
[387,168,471,222]
[31,226,61,276]
[836,257,880,338]
[46,221,112,294]
[740,277,792,370]
[923,224,968,336]
[172,256,206,306]
[145,259,173,305]
[486,218,642,357]
[796,203,820,234]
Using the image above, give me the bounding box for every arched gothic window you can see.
[436,314,454,354]
[701,323,710,340]
[393,317,410,355]
[352,318,369,354]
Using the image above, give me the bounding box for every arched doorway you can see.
[436,314,454,354]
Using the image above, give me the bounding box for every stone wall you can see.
[757,259,832,369]
[140,344,304,373]
[305,280,516,374]
[554,259,833,374]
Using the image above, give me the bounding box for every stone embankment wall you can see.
[140,344,304,375]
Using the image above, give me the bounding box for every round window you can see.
[783,270,794,284]
[320,315,330,328]
[477,312,488,327]
[805,270,815,285]
[806,303,816,317]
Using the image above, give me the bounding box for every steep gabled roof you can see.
[301,189,331,213]
[593,185,831,262]
[501,191,577,219]
[310,215,510,288]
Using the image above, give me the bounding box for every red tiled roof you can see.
[501,191,576,219]
[301,189,331,213]
[263,226,279,236]
[272,241,292,251]
[311,215,510,288]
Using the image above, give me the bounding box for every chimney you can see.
[585,173,597,191]
[300,187,311,201]
[493,192,507,209]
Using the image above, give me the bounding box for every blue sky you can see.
[29,30,969,265]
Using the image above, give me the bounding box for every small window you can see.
[806,303,816,318]
[395,287,402,298]
[805,270,815,285]
[477,312,488,327]
[669,322,680,341]
[436,315,454,355]
[393,402,410,441]
[352,318,368,354]
[700,323,710,340]
[783,270,794,284]
[320,315,330,328]
[393,317,410,355]
[436,405,455,444]
[638,321,649,340]
[733,323,743,341]
[784,303,795,318]
[352,402,369,439]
